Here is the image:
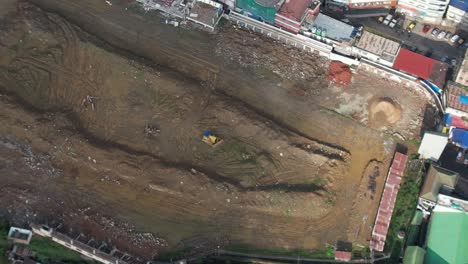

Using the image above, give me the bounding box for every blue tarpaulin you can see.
[459,95,468,104]
[422,79,441,94]
[452,128,468,148]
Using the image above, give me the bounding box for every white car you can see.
[437,31,446,39]
[383,14,392,25]
[450,34,460,43]
[389,19,397,28]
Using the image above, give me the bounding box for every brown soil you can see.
[0,0,422,260]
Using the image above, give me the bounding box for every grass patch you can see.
[29,236,84,263]
[382,161,423,263]
[220,139,257,165]
[0,221,10,264]
[226,244,335,259]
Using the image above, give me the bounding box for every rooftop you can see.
[355,31,400,62]
[188,0,222,28]
[420,164,459,203]
[456,50,468,86]
[254,0,284,8]
[310,13,355,42]
[393,48,448,88]
[446,83,468,113]
[425,208,468,264]
[277,0,311,21]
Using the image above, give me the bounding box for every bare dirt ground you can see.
[0,0,430,260]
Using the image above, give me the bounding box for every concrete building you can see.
[352,30,401,67]
[446,0,468,26]
[455,50,468,87]
[397,0,450,23]
[392,48,449,89]
[274,0,320,33]
[7,227,33,245]
[418,164,459,210]
[325,0,395,16]
[187,0,223,30]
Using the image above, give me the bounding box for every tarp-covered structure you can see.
[452,128,468,148]
[445,114,468,130]
[418,132,448,161]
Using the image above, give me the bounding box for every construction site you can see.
[0,0,433,261]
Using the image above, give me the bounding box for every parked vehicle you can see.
[431,28,440,36]
[383,14,392,25]
[422,25,431,33]
[451,59,457,67]
[407,21,416,32]
[378,16,384,23]
[437,31,446,39]
[445,32,452,40]
[450,34,460,43]
[389,19,397,28]
[458,38,466,47]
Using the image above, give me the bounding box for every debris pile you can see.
[327,61,352,86]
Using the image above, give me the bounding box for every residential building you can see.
[418,165,459,210]
[455,50,468,87]
[446,0,468,26]
[347,0,396,10]
[235,0,284,23]
[305,13,357,42]
[397,0,450,23]
[352,30,401,67]
[7,227,33,245]
[325,0,396,16]
[274,0,320,33]
[186,0,223,31]
[392,48,449,89]
[444,83,468,118]
[424,204,468,264]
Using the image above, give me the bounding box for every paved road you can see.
[349,17,466,62]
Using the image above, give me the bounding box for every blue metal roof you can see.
[450,0,468,11]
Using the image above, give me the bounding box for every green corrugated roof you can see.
[403,246,425,264]
[236,0,277,23]
[425,211,468,264]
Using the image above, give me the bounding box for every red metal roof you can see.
[335,251,352,261]
[393,48,434,80]
[370,152,408,252]
[277,0,311,22]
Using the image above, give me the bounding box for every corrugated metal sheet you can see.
[236,0,278,23]
[370,152,408,252]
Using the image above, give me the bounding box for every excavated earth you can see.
[0,0,427,260]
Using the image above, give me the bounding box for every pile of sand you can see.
[368,98,402,128]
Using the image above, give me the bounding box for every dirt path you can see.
[0,0,406,259]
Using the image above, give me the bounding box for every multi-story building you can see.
[397,0,450,23]
[325,0,396,17]
[446,0,468,26]
[456,50,468,87]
